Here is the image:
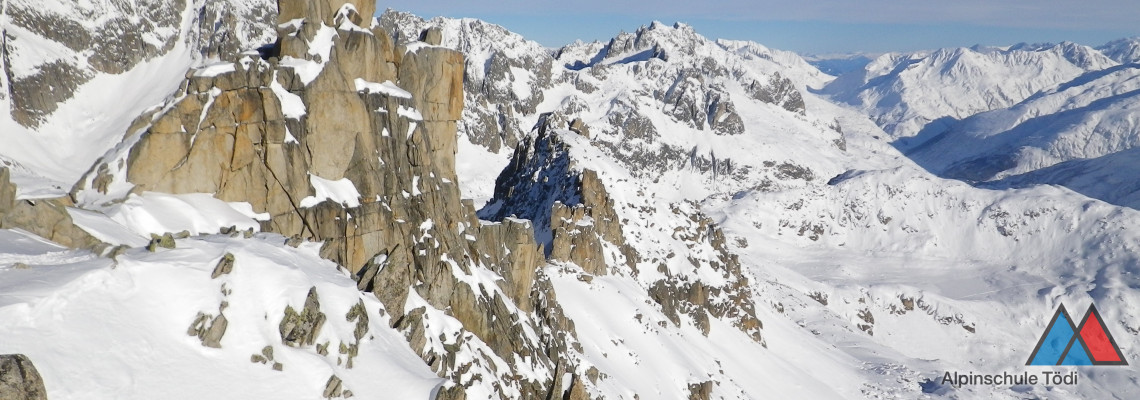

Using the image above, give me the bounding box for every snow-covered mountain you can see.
[3,2,1140,400]
[378,11,1140,399]
[1098,37,1140,64]
[902,64,1140,208]
[0,0,275,197]
[820,42,1118,139]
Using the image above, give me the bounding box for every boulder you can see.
[211,253,236,278]
[279,287,326,347]
[0,168,102,250]
[418,28,443,46]
[568,118,590,139]
[0,355,47,400]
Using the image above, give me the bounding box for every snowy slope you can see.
[0,230,442,400]
[820,43,1118,139]
[984,147,1140,209]
[1098,37,1140,64]
[905,65,1140,186]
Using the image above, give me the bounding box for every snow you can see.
[353,79,413,99]
[403,42,444,54]
[67,208,150,247]
[101,192,264,238]
[193,61,237,77]
[548,268,853,399]
[411,175,422,196]
[308,24,338,63]
[0,233,443,400]
[271,77,307,119]
[227,201,272,222]
[821,43,1119,138]
[278,18,304,31]
[453,132,510,208]
[277,57,324,85]
[300,174,362,208]
[397,105,423,121]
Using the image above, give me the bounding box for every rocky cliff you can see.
[65,1,601,397]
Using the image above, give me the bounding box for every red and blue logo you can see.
[1026,304,1127,366]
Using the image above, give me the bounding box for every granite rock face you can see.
[480,115,638,276]
[380,11,555,153]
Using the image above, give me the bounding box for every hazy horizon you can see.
[377,1,1140,55]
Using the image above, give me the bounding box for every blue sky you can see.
[377,1,1140,55]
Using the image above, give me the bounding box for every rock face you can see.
[75,2,586,398]
[480,119,764,344]
[277,0,374,29]
[0,355,47,400]
[480,115,637,276]
[380,11,556,153]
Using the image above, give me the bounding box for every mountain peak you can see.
[1098,36,1140,64]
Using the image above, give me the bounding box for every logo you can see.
[1026,304,1127,366]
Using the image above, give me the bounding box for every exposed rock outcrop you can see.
[480,115,638,277]
[480,117,763,344]
[211,253,236,278]
[188,312,229,348]
[0,168,101,249]
[380,11,555,153]
[279,287,326,348]
[0,355,47,400]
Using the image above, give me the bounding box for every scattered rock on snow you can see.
[211,253,236,278]
[280,287,327,347]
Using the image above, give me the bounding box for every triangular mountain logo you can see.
[1026,304,1128,366]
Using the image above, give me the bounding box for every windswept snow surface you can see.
[0,232,442,400]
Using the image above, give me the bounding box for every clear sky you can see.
[376,0,1140,55]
